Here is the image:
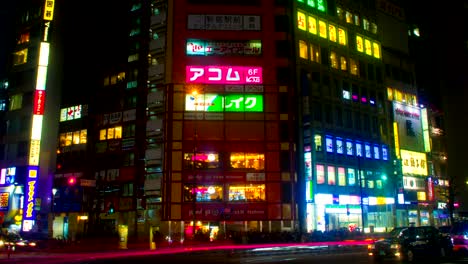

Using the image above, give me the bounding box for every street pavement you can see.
[0,239,371,262]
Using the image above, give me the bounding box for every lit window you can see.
[297,11,306,30]
[345,11,353,23]
[114,126,122,139]
[65,132,72,146]
[314,134,322,151]
[310,44,320,63]
[184,184,224,202]
[317,164,325,184]
[229,152,264,170]
[354,14,360,26]
[372,42,381,59]
[347,168,356,186]
[184,152,221,169]
[350,58,359,76]
[107,128,115,139]
[338,28,347,46]
[356,35,364,52]
[327,166,336,185]
[365,39,372,56]
[318,20,327,38]
[59,133,66,147]
[370,23,378,34]
[228,184,265,202]
[73,131,80,145]
[299,40,308,59]
[336,7,344,20]
[363,18,370,31]
[13,48,28,66]
[340,56,347,71]
[338,167,346,186]
[80,129,87,144]
[9,94,23,110]
[328,24,337,42]
[308,16,317,35]
[99,129,107,140]
[330,51,338,69]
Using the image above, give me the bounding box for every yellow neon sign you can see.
[43,0,55,21]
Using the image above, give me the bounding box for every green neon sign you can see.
[185,94,263,112]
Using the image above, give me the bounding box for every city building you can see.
[0,0,454,244]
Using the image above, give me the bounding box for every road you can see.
[1,242,467,264]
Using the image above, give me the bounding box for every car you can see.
[0,232,37,251]
[449,221,468,255]
[368,226,453,263]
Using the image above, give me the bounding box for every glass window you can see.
[73,131,80,145]
[114,126,122,139]
[65,132,72,146]
[183,184,222,202]
[327,166,336,185]
[372,42,381,59]
[297,11,306,30]
[326,136,333,153]
[338,167,346,186]
[363,18,370,31]
[9,94,23,110]
[350,58,359,76]
[318,20,327,38]
[365,143,371,158]
[356,141,363,157]
[228,184,265,202]
[99,129,107,141]
[356,35,364,53]
[328,24,337,42]
[370,22,378,34]
[59,133,66,147]
[354,14,360,26]
[13,48,28,66]
[310,43,320,63]
[314,134,322,151]
[229,152,265,170]
[330,51,338,69]
[347,168,356,186]
[308,16,317,35]
[107,128,115,139]
[184,152,221,169]
[346,140,353,156]
[317,164,325,184]
[365,39,372,56]
[340,56,347,71]
[80,129,87,144]
[299,40,308,59]
[336,138,343,154]
[345,11,353,23]
[336,7,344,20]
[338,28,347,46]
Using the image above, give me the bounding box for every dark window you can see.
[376,66,383,83]
[311,71,321,83]
[367,64,375,81]
[275,40,289,57]
[281,182,292,203]
[372,116,378,134]
[279,94,288,113]
[274,15,289,32]
[345,109,352,128]
[279,122,289,141]
[276,67,290,84]
[335,106,343,126]
[17,141,28,158]
[0,145,4,160]
[359,60,366,79]
[325,104,332,124]
[321,48,329,66]
[280,151,290,171]
[354,112,361,130]
[363,114,370,132]
[313,103,322,121]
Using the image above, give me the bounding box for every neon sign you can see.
[186,66,262,84]
[185,93,263,112]
[22,167,38,232]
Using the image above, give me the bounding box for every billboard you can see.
[393,102,424,152]
[185,93,263,112]
[400,149,427,176]
[186,66,262,84]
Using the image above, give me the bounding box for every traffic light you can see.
[67,177,76,185]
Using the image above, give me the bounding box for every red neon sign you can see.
[33,90,46,115]
[186,66,262,84]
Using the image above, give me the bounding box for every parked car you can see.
[368,226,453,263]
[450,221,468,255]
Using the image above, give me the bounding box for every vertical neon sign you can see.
[22,0,54,232]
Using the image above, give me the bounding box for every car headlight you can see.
[368,244,375,249]
[16,241,26,246]
[0,240,4,246]
[390,244,400,249]
[29,242,36,247]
